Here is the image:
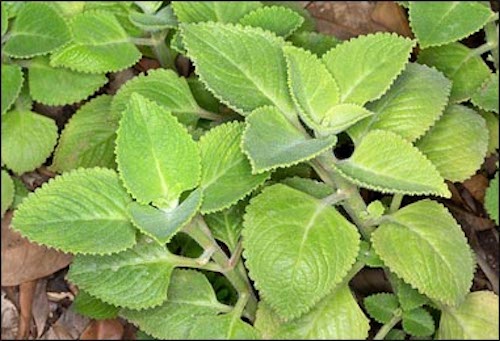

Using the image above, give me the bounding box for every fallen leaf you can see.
[1,290,19,340]
[32,279,50,338]
[17,280,36,340]
[462,173,489,204]
[80,319,124,340]
[40,304,90,340]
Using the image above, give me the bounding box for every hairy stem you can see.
[373,309,403,340]
[389,194,404,213]
[151,31,176,70]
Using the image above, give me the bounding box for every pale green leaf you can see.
[188,314,260,339]
[367,200,386,220]
[116,93,200,207]
[372,199,475,306]
[471,72,499,114]
[358,240,384,268]
[418,42,491,103]
[402,307,435,337]
[480,110,499,156]
[205,201,246,252]
[416,105,488,182]
[288,31,340,57]
[172,1,262,23]
[121,269,230,339]
[1,110,58,174]
[322,32,415,105]
[1,170,14,217]
[11,168,136,254]
[1,64,23,115]
[437,291,499,340]
[242,106,337,174]
[321,104,374,134]
[242,184,360,319]
[50,95,118,173]
[68,237,177,309]
[3,3,70,58]
[29,57,107,106]
[134,1,163,14]
[254,301,284,339]
[181,22,295,117]
[129,6,178,32]
[409,1,494,48]
[281,177,334,199]
[262,1,316,33]
[73,290,119,320]
[349,63,451,144]
[111,69,200,125]
[364,293,400,324]
[199,121,269,213]
[50,11,141,73]
[239,6,303,38]
[50,2,85,17]
[334,130,450,197]
[83,2,142,38]
[129,188,202,245]
[1,3,8,36]
[393,276,429,311]
[485,172,499,224]
[169,29,186,55]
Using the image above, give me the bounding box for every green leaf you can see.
[480,110,499,156]
[239,6,303,38]
[471,72,499,114]
[322,32,415,105]
[12,168,137,254]
[50,11,141,73]
[116,93,200,207]
[1,170,14,217]
[186,76,221,113]
[281,177,334,199]
[181,22,295,117]
[1,110,58,174]
[367,200,386,220]
[385,329,407,340]
[418,42,491,103]
[334,130,450,197]
[321,104,375,134]
[416,105,488,182]
[349,63,451,144]
[28,57,107,106]
[254,301,284,339]
[49,2,85,17]
[129,188,202,245]
[188,314,260,339]
[402,307,435,337]
[288,31,340,57]
[242,106,337,174]
[134,1,163,14]
[11,177,29,209]
[437,291,499,340]
[172,1,262,23]
[205,201,246,252]
[199,121,269,213]
[409,1,494,48]
[3,3,70,58]
[485,172,499,224]
[50,95,118,173]
[73,290,119,320]
[1,3,8,36]
[364,293,400,324]
[111,69,200,126]
[372,199,475,306]
[121,269,230,339]
[1,64,24,115]
[242,184,360,319]
[358,240,384,268]
[129,6,177,32]
[393,276,429,311]
[68,237,177,309]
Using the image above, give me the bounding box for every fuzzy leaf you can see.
[73,290,119,320]
[1,3,8,36]
[402,307,435,337]
[416,105,488,182]
[28,57,107,106]
[418,42,491,103]
[485,172,499,224]
[181,22,295,116]
[239,6,303,38]
[254,302,284,339]
[288,31,340,57]
[322,32,415,105]
[50,11,141,73]
[358,240,384,268]
[1,170,14,217]
[134,1,163,14]
[188,314,260,339]
[11,177,29,209]
[116,94,200,207]
[199,121,269,213]
[50,95,118,173]
[1,64,23,115]
[372,199,475,306]
[111,69,200,125]
[409,1,494,48]
[4,2,70,58]
[364,293,400,324]
[172,1,262,23]
[437,291,499,340]
[480,110,499,156]
[12,168,136,254]
[281,177,334,199]
[321,104,374,134]
[129,6,177,32]
[205,201,245,252]
[471,72,499,114]
[187,76,221,113]
[242,106,337,174]
[349,63,451,144]
[242,184,360,319]
[1,110,58,174]
[393,276,429,311]
[334,130,450,197]
[385,329,407,340]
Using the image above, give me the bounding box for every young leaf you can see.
[416,105,488,182]
[409,1,494,48]
[1,64,23,115]
[73,290,120,320]
[1,170,14,217]
[363,293,400,324]
[28,57,107,106]
[205,201,246,252]
[239,6,304,38]
[288,31,340,57]
[402,307,435,337]
[1,110,58,175]
[393,276,429,311]
[172,1,262,24]
[322,32,415,105]
[321,104,375,134]
[471,72,499,114]
[333,130,450,197]
[181,22,295,117]
[134,1,163,14]
[281,177,334,199]
[242,106,337,174]
[199,121,269,213]
[129,6,177,32]
[358,240,384,268]
[115,93,200,208]
[385,329,407,340]
[242,184,360,319]
[187,76,221,113]
[50,11,141,73]
[485,172,499,224]
[188,314,260,339]
[50,95,118,173]
[12,168,136,254]
[418,42,491,103]
[372,199,475,307]
[437,291,499,340]
[3,2,70,58]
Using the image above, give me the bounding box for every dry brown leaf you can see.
[462,174,489,204]
[32,279,50,338]
[80,319,124,340]
[16,280,36,340]
[40,304,90,340]
[1,290,19,340]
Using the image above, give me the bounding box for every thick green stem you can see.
[373,309,402,340]
[389,194,404,213]
[151,31,176,70]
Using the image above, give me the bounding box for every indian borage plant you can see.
[1,1,499,339]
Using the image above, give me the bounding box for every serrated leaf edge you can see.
[402,307,436,337]
[2,64,24,115]
[363,292,399,324]
[239,5,305,38]
[470,72,498,114]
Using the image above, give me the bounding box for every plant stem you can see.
[484,20,499,69]
[151,31,176,70]
[389,194,404,213]
[167,253,224,273]
[373,309,403,340]
[197,107,224,120]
